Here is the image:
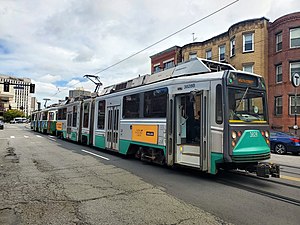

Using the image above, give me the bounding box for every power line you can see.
[49,0,239,98]
[93,0,239,75]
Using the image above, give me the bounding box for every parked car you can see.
[0,120,4,129]
[10,117,27,124]
[270,131,300,155]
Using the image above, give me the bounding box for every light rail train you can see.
[31,58,279,177]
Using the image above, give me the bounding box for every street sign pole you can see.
[292,73,300,135]
[295,86,298,135]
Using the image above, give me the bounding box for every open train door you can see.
[174,90,208,171]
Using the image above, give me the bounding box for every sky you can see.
[0,0,299,105]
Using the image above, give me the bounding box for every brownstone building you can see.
[268,12,300,132]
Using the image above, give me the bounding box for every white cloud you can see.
[0,0,299,105]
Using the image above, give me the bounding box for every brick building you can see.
[150,46,181,74]
[181,17,269,83]
[268,12,300,132]
[150,12,300,133]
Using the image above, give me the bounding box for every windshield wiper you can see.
[234,87,249,112]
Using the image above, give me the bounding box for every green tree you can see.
[3,109,25,122]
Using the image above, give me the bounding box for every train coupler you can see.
[256,162,280,178]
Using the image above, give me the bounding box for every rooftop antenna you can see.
[192,33,197,42]
[83,74,103,93]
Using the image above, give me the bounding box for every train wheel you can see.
[274,143,287,155]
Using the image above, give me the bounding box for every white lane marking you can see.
[36,135,42,138]
[48,137,57,141]
[81,149,110,161]
[10,136,15,139]
[24,135,29,138]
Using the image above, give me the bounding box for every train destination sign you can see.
[292,73,300,87]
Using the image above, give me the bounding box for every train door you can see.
[106,105,120,151]
[175,91,208,170]
[66,108,72,140]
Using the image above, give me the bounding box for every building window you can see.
[243,64,254,73]
[275,96,282,116]
[97,100,106,129]
[153,65,160,73]
[243,33,254,52]
[219,45,225,61]
[290,27,300,48]
[206,49,212,60]
[276,32,282,52]
[163,60,174,70]
[189,52,197,60]
[230,38,235,57]
[290,95,300,115]
[276,64,282,83]
[290,62,300,80]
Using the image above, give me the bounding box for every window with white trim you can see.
[243,33,254,52]
[230,38,235,57]
[153,64,160,73]
[206,49,212,60]
[163,60,174,70]
[189,53,197,60]
[243,64,253,73]
[219,45,225,61]
[289,95,300,115]
[275,96,282,116]
[276,32,282,52]
[290,27,300,48]
[290,61,300,80]
[276,64,282,83]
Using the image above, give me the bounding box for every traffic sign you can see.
[292,73,300,87]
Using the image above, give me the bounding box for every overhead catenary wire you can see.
[93,0,240,75]
[50,0,239,98]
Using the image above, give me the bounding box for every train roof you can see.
[99,58,235,96]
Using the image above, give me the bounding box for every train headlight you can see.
[231,131,237,139]
[265,131,269,138]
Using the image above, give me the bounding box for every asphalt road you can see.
[1,123,300,225]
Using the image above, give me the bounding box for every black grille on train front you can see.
[232,153,270,162]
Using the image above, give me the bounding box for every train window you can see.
[123,94,140,118]
[58,108,67,120]
[83,103,90,128]
[49,112,54,121]
[72,106,77,127]
[215,84,223,124]
[42,112,47,120]
[144,88,168,118]
[97,100,106,129]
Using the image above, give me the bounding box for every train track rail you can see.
[216,175,300,207]
[216,168,300,207]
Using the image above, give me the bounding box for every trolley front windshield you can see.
[228,87,267,123]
